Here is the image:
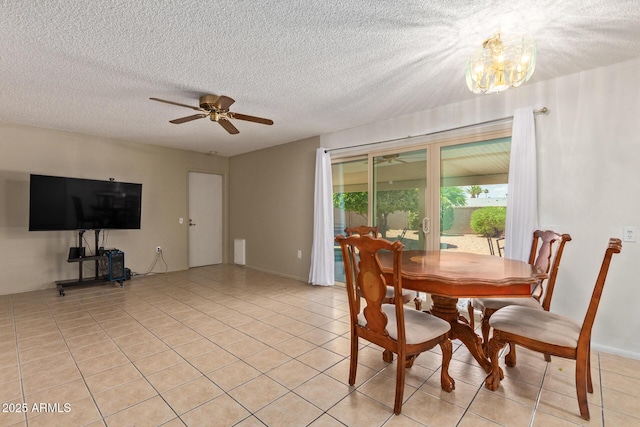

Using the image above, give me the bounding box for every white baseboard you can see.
[592,343,640,361]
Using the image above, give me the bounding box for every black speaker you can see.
[108,251,125,282]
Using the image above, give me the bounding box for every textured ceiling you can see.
[2,1,640,157]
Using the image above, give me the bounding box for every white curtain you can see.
[505,106,539,261]
[309,148,334,286]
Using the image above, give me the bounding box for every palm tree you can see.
[466,185,483,198]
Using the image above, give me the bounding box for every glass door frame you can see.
[430,128,512,251]
[369,147,432,250]
[332,127,512,252]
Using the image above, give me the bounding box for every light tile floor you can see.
[0,265,638,426]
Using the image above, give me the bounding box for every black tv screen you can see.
[29,174,142,231]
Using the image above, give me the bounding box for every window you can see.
[439,137,511,254]
[332,131,511,283]
[332,158,368,283]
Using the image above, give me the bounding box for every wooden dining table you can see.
[378,250,547,373]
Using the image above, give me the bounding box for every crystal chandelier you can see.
[465,31,536,94]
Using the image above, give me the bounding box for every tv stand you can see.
[55,229,125,296]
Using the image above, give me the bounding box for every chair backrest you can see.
[527,230,572,307]
[336,234,406,348]
[577,238,622,349]
[343,226,379,287]
[345,226,379,237]
[528,230,561,271]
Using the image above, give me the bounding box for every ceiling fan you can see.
[150,94,273,135]
[375,154,407,164]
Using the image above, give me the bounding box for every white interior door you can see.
[188,172,223,267]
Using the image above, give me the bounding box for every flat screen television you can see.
[29,174,142,231]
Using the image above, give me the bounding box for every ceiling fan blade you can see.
[218,119,240,134]
[214,95,235,111]
[230,112,274,125]
[150,97,203,111]
[169,114,208,124]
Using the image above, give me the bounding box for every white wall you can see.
[321,58,640,359]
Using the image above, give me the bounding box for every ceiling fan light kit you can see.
[465,31,536,94]
[150,94,273,135]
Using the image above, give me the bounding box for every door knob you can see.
[189,219,196,227]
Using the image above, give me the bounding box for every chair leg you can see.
[402,294,414,309]
[467,300,475,330]
[480,312,492,353]
[575,352,591,420]
[505,343,517,367]
[586,343,593,394]
[484,336,505,391]
[394,349,406,415]
[414,294,422,311]
[349,335,358,386]
[439,338,455,392]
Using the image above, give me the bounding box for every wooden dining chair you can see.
[468,230,572,355]
[345,226,415,308]
[345,225,379,238]
[485,238,621,420]
[336,234,454,415]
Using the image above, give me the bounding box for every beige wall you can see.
[0,122,229,295]
[321,58,640,358]
[229,137,319,281]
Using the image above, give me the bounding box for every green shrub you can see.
[407,210,419,229]
[470,207,506,237]
[440,196,454,232]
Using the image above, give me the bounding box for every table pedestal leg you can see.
[430,295,492,373]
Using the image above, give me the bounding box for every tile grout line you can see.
[125,278,282,423]
[597,352,605,426]
[49,291,136,425]
[90,285,226,424]
[8,266,631,426]
[11,295,29,427]
[108,277,346,425]
[26,286,180,425]
[528,360,549,427]
[161,274,412,425]
[192,290,351,424]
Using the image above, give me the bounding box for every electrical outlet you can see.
[623,226,637,243]
[156,246,162,253]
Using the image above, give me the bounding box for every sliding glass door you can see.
[373,149,428,250]
[332,157,368,235]
[332,131,512,284]
[439,137,511,255]
[332,157,368,282]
